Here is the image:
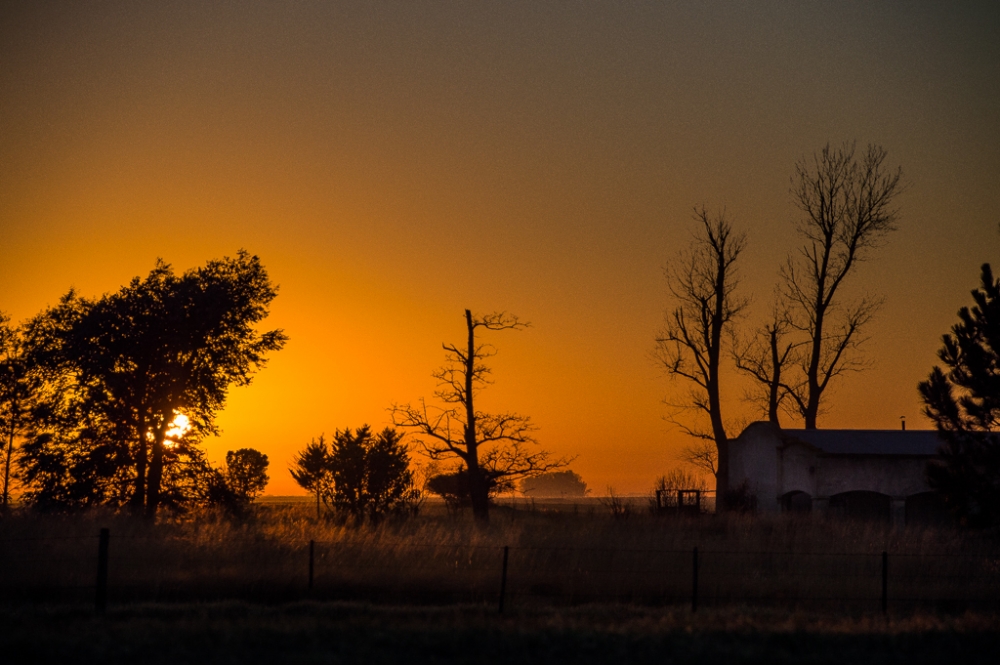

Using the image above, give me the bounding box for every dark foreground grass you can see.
[2,601,998,665]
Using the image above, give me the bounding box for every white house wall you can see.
[813,456,930,498]
[729,422,781,513]
[729,422,937,516]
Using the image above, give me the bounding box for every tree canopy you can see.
[519,470,588,498]
[290,435,333,519]
[290,426,416,522]
[17,251,286,516]
[225,448,270,505]
[0,313,30,512]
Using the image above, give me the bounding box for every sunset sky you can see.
[2,1,998,495]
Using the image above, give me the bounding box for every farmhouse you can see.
[729,422,948,526]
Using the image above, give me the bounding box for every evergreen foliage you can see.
[291,426,416,522]
[919,263,1000,527]
[289,436,332,519]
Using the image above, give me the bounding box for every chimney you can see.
[900,416,906,431]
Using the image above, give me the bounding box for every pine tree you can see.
[919,263,1000,527]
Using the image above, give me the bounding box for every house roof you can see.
[779,429,943,456]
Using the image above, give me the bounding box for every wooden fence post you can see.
[498,545,509,614]
[692,546,699,613]
[881,551,888,615]
[96,527,109,614]
[308,540,315,593]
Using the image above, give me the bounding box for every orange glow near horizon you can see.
[2,2,998,496]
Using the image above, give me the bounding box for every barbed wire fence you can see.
[2,529,998,615]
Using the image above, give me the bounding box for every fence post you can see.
[308,540,315,593]
[881,550,888,615]
[96,527,109,614]
[691,546,699,613]
[498,545,509,614]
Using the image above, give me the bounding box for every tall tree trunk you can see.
[767,328,782,426]
[708,387,729,501]
[145,425,166,520]
[803,234,832,430]
[709,253,730,504]
[465,450,490,522]
[462,309,490,523]
[1,418,15,511]
[804,302,826,430]
[131,413,147,515]
[131,417,147,514]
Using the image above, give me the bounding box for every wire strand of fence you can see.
[4,533,999,612]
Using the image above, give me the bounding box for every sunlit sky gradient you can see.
[2,1,998,494]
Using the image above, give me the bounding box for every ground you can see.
[2,601,998,665]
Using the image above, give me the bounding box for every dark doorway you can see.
[829,491,891,523]
[780,490,813,514]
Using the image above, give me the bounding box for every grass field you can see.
[2,503,999,662]
[2,600,999,665]
[2,503,999,611]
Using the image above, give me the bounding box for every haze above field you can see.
[2,1,998,494]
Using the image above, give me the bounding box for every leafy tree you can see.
[18,251,286,517]
[519,470,588,497]
[425,469,505,510]
[18,292,137,511]
[0,313,30,513]
[289,435,332,519]
[655,209,747,500]
[224,448,269,505]
[361,428,416,519]
[327,426,415,522]
[919,263,1000,527]
[391,309,566,522]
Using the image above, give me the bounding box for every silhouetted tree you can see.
[391,309,566,522]
[519,470,588,497]
[919,263,1000,527]
[289,435,332,519]
[17,292,135,510]
[326,426,415,522]
[425,471,474,510]
[783,142,902,429]
[425,469,505,510]
[224,448,269,506]
[0,313,30,513]
[360,428,417,519]
[732,300,802,426]
[18,251,286,517]
[655,208,747,500]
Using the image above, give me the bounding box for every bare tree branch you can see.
[732,297,807,426]
[654,207,747,498]
[677,439,718,479]
[782,142,902,428]
[389,309,560,521]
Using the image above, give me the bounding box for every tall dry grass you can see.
[1,503,997,610]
